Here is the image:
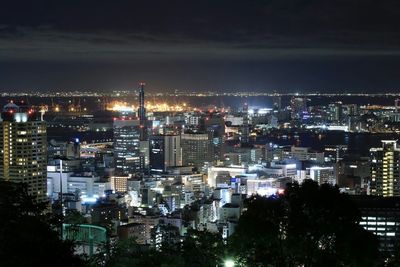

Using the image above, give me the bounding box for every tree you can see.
[64,209,88,225]
[0,181,85,267]
[181,229,225,267]
[105,238,184,267]
[229,180,379,267]
[104,229,225,267]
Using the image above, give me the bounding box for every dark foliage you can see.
[229,180,379,267]
[105,229,224,267]
[0,181,85,267]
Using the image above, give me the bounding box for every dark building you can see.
[181,133,213,169]
[113,118,143,175]
[200,113,225,161]
[90,202,128,225]
[241,103,249,144]
[351,195,400,254]
[150,135,182,172]
[137,82,148,141]
[272,96,282,111]
[290,97,307,120]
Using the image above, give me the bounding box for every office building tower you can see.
[150,135,182,172]
[181,133,213,169]
[345,104,358,116]
[272,96,282,111]
[309,166,336,185]
[48,139,80,159]
[370,140,400,197]
[0,102,47,202]
[351,195,400,253]
[328,102,343,122]
[113,118,143,175]
[200,113,225,160]
[290,97,307,120]
[241,103,249,143]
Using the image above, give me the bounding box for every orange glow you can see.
[107,100,192,112]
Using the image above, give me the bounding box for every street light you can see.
[224,259,235,267]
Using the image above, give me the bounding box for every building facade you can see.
[113,118,143,175]
[370,140,400,197]
[0,102,47,202]
[181,133,213,169]
[150,135,182,172]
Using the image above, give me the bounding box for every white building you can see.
[283,146,324,163]
[207,166,247,187]
[308,166,336,185]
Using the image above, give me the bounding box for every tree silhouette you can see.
[181,229,225,267]
[104,229,225,267]
[229,180,379,267]
[0,181,85,267]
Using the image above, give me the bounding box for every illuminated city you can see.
[2,1,400,267]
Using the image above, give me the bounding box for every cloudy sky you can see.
[1,0,400,92]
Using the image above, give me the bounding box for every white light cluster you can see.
[14,113,28,123]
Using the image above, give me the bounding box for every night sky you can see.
[1,0,400,92]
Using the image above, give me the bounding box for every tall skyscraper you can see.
[137,82,147,140]
[395,99,400,113]
[0,102,47,202]
[370,140,400,197]
[328,102,343,122]
[241,103,249,144]
[272,96,282,111]
[290,97,307,120]
[181,133,213,169]
[200,113,225,161]
[150,135,182,172]
[113,118,143,175]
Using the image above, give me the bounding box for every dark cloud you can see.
[0,0,399,91]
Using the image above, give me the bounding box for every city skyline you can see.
[3,2,400,266]
[1,0,400,91]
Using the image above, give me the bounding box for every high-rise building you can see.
[328,102,343,122]
[181,133,213,169]
[290,97,307,120]
[137,82,148,141]
[150,135,182,172]
[370,140,400,197]
[113,118,143,175]
[200,113,225,160]
[345,104,358,116]
[308,166,336,185]
[0,102,47,202]
[395,99,400,113]
[272,96,282,111]
[241,103,249,144]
